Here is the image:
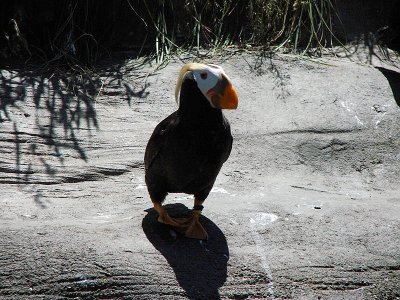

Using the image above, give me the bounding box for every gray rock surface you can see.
[1,51,400,299]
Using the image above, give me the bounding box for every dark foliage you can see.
[0,0,399,67]
[0,0,332,65]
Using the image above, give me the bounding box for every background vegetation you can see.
[0,0,398,67]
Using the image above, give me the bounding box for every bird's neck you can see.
[178,80,223,126]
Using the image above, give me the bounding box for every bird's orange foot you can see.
[153,202,188,227]
[157,213,188,227]
[185,213,208,240]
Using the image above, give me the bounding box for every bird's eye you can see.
[200,72,208,80]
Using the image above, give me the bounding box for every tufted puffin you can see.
[144,63,238,240]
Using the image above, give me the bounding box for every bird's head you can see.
[175,63,238,109]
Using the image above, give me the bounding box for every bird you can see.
[144,63,238,240]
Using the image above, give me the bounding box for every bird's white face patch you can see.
[192,65,225,107]
[175,63,237,109]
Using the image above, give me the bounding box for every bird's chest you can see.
[171,126,223,160]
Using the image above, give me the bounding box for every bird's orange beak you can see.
[207,75,238,109]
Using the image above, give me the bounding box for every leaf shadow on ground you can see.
[244,50,291,101]
[0,69,98,181]
[0,61,149,201]
[142,203,229,300]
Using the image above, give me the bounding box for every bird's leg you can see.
[185,199,208,240]
[153,202,185,227]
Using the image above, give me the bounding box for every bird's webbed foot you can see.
[153,202,189,227]
[184,205,208,240]
[153,201,208,239]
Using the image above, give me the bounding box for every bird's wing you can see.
[221,115,233,164]
[144,112,179,172]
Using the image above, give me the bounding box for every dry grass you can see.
[0,0,341,67]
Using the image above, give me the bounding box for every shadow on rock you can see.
[0,69,99,184]
[376,66,400,107]
[0,64,149,185]
[142,203,229,300]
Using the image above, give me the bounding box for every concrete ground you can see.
[1,49,400,299]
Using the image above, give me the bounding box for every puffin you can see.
[144,63,238,240]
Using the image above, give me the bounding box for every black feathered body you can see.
[144,78,233,203]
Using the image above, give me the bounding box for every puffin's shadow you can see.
[142,204,229,300]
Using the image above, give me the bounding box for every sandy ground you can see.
[1,49,400,299]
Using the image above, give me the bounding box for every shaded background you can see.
[0,0,399,66]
